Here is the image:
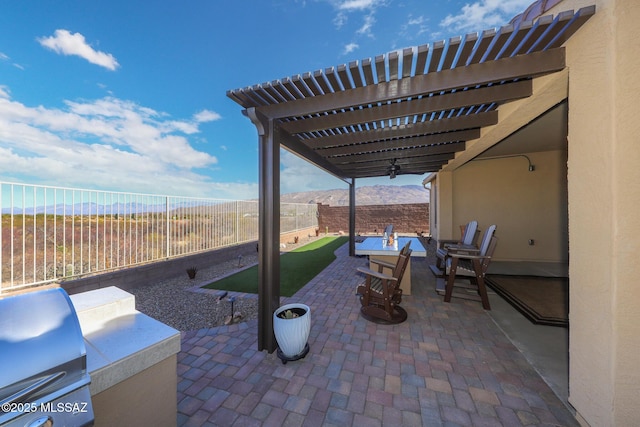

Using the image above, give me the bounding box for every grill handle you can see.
[0,372,66,407]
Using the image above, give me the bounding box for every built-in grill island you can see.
[0,287,95,426]
[1,286,180,427]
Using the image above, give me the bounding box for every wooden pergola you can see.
[227,5,595,352]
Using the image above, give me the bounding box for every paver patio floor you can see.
[177,240,578,426]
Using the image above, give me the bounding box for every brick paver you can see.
[178,240,578,426]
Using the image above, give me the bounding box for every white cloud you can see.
[335,0,382,11]
[407,15,425,26]
[0,91,234,197]
[356,13,376,37]
[440,0,532,33]
[194,109,222,123]
[329,0,386,33]
[396,13,430,44]
[37,29,120,71]
[333,12,348,29]
[342,42,359,55]
[2,52,26,70]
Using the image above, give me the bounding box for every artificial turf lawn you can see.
[203,236,349,297]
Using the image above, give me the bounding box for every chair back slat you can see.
[394,249,412,284]
[461,221,478,245]
[479,224,497,256]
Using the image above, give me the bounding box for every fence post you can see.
[165,197,170,258]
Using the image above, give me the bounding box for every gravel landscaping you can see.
[129,236,324,332]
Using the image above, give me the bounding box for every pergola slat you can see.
[349,61,364,88]
[481,24,515,62]
[545,6,595,50]
[456,33,479,68]
[325,67,342,92]
[468,29,496,65]
[502,19,540,57]
[362,58,375,85]
[337,64,353,90]
[314,70,332,94]
[441,37,462,70]
[428,40,445,73]
[375,55,386,83]
[302,72,323,96]
[500,20,534,58]
[415,44,429,75]
[283,77,304,99]
[292,75,312,97]
[388,51,399,81]
[402,48,414,78]
[514,14,555,54]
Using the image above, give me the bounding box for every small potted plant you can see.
[273,303,311,364]
[186,266,198,279]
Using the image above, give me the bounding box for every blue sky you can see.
[0,0,534,200]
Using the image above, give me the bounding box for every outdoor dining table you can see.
[355,236,426,295]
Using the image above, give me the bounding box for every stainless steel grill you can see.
[0,287,94,426]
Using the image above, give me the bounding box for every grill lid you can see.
[0,287,92,425]
[0,288,87,389]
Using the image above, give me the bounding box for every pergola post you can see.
[247,108,280,353]
[349,178,356,256]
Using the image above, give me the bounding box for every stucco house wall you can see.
[552,0,640,425]
[449,150,568,262]
[432,0,640,425]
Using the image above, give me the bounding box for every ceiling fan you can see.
[387,158,401,179]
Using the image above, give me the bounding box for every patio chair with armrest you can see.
[355,241,411,324]
[442,227,498,310]
[429,220,479,278]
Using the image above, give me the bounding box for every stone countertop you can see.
[70,287,181,396]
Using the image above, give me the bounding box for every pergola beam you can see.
[329,143,465,164]
[301,111,498,149]
[337,152,457,170]
[280,79,532,134]
[318,129,478,157]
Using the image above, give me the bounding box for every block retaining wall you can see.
[317,203,429,235]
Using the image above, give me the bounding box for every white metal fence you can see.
[0,182,318,292]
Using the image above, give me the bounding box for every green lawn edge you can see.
[203,236,348,297]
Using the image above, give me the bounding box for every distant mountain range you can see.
[281,184,429,206]
[1,202,174,216]
[1,185,429,214]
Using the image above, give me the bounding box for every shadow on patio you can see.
[177,239,577,426]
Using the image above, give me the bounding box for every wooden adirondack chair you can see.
[429,220,480,277]
[443,230,498,310]
[355,241,411,323]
